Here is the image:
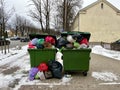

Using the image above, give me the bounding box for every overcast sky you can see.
[5,0,96,16]
[5,0,120,16]
[4,0,95,23]
[4,0,120,28]
[6,0,30,16]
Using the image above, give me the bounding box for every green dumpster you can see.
[61,31,91,76]
[28,49,56,67]
[28,34,57,67]
[62,49,91,76]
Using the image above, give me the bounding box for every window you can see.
[101,3,103,9]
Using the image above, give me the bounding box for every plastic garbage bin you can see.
[60,31,91,76]
[28,49,56,67]
[28,34,57,67]
[62,48,91,76]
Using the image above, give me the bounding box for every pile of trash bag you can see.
[57,33,89,49]
[28,35,56,49]
[29,60,63,81]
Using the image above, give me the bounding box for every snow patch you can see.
[14,75,72,90]
[1,44,120,89]
[92,45,120,61]
[99,82,120,85]
[92,72,119,81]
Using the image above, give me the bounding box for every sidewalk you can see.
[18,53,120,90]
[0,45,120,90]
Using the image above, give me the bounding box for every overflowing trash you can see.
[29,60,63,80]
[28,32,91,81]
[28,35,56,49]
[57,33,89,49]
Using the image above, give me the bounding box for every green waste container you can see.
[62,49,91,76]
[28,34,57,67]
[28,49,56,67]
[61,31,91,76]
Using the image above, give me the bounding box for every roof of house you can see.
[81,0,120,12]
[72,0,120,29]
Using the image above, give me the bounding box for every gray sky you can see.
[5,0,38,27]
[6,0,31,16]
[5,0,120,28]
[6,0,120,15]
[82,0,120,9]
[5,0,96,20]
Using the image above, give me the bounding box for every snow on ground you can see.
[0,45,72,90]
[0,46,28,66]
[92,72,118,82]
[92,45,120,84]
[92,45,120,61]
[0,45,30,89]
[0,45,120,89]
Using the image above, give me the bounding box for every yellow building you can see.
[72,0,120,42]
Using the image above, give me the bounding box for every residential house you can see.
[72,0,120,42]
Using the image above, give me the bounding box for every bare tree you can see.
[55,0,82,31]
[0,0,14,54]
[12,14,39,37]
[13,14,22,36]
[0,0,14,38]
[29,0,54,34]
[29,0,44,32]
[43,0,50,33]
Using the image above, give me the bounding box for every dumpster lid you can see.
[61,31,91,41]
[29,34,56,40]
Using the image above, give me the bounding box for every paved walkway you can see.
[18,53,120,90]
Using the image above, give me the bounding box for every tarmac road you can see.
[0,40,28,48]
[9,40,28,48]
[18,53,120,90]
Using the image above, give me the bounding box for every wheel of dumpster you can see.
[83,72,87,76]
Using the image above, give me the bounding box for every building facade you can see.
[72,0,120,42]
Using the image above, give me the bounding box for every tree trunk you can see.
[63,0,67,31]
[46,0,50,34]
[39,0,44,33]
[3,18,6,54]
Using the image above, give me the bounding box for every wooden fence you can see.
[89,42,111,50]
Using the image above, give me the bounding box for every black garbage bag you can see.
[72,34,83,42]
[57,37,69,48]
[48,60,63,79]
[36,44,44,49]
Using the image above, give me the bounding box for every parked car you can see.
[20,37,29,42]
[10,36,20,40]
[111,39,120,51]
